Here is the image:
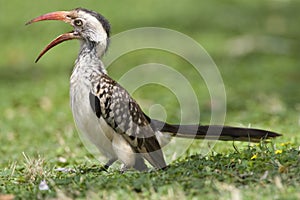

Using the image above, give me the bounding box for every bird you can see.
[26,8,281,172]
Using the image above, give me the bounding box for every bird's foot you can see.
[104,158,118,171]
[119,164,129,173]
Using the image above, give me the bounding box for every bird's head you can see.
[26,8,110,62]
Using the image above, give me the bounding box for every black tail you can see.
[150,119,281,143]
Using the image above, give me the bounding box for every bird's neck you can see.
[75,40,108,74]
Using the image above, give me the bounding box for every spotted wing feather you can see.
[89,74,166,169]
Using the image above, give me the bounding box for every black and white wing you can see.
[89,74,167,169]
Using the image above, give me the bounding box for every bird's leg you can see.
[120,164,129,173]
[104,158,117,170]
[133,156,148,171]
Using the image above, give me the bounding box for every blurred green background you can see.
[0,0,299,190]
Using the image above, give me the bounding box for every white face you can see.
[72,10,108,44]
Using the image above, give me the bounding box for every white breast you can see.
[70,74,117,160]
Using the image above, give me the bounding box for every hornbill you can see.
[26,8,281,171]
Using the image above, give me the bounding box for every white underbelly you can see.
[70,83,117,160]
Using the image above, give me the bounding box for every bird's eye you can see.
[74,19,83,26]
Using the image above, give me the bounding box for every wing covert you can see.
[89,74,166,169]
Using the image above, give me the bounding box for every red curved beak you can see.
[26,11,71,25]
[26,11,80,63]
[34,31,80,63]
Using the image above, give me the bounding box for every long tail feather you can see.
[150,119,281,142]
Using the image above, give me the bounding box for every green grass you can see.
[1,143,299,199]
[1,0,300,199]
